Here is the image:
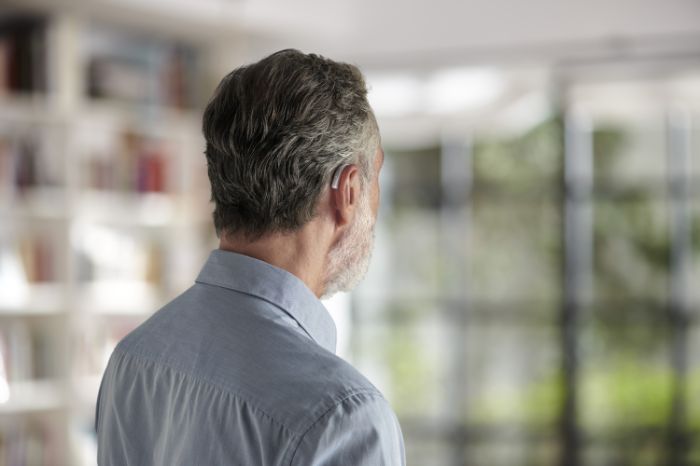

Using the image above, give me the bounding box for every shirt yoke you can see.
[114,283,384,437]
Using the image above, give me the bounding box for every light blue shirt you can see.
[95,249,405,465]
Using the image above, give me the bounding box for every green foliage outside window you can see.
[356,110,700,465]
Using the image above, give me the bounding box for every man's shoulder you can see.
[109,285,385,436]
[243,336,386,436]
[288,345,382,401]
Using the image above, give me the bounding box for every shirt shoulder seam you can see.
[194,279,285,311]
[286,388,387,466]
[194,280,316,338]
[112,347,301,438]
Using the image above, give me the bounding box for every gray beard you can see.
[320,191,375,300]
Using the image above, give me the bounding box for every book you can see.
[0,15,47,94]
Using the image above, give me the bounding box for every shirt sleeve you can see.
[289,391,405,466]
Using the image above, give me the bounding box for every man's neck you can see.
[218,222,331,298]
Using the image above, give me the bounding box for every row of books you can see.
[73,225,164,284]
[86,25,201,109]
[0,229,167,287]
[0,14,202,110]
[0,417,56,466]
[85,132,169,193]
[0,133,60,196]
[0,130,171,195]
[0,16,47,95]
[0,320,61,382]
[17,236,55,283]
[0,236,56,284]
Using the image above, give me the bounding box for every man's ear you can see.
[330,164,359,228]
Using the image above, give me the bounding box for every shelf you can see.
[74,191,179,226]
[0,379,67,413]
[0,9,217,466]
[0,95,60,123]
[76,281,165,315]
[8,0,250,42]
[78,99,201,130]
[0,188,68,220]
[0,283,66,316]
[73,375,101,410]
[74,190,216,227]
[0,94,202,132]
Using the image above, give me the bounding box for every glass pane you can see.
[593,198,669,303]
[581,443,667,466]
[385,146,441,210]
[692,112,700,185]
[692,196,700,307]
[438,207,470,296]
[578,316,673,433]
[351,301,454,422]
[468,198,561,305]
[472,117,562,195]
[404,437,454,466]
[687,442,700,466]
[686,326,700,432]
[591,117,666,190]
[464,322,561,428]
[364,208,443,298]
[465,437,560,466]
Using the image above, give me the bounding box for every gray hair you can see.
[202,49,379,240]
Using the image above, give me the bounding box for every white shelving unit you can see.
[0,8,237,465]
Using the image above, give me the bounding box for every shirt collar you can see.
[194,249,337,354]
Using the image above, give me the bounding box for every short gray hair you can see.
[202,49,379,240]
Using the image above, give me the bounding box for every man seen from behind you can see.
[95,49,406,466]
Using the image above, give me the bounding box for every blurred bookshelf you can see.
[0,10,217,466]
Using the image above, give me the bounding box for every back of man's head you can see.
[202,49,378,241]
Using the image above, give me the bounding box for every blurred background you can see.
[0,0,699,465]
